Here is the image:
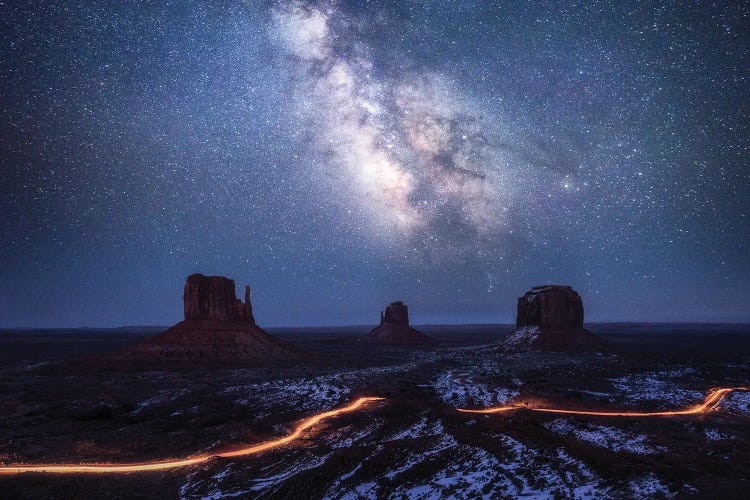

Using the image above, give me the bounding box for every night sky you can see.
[2,1,748,328]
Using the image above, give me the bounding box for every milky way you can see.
[272,2,519,242]
[1,1,748,326]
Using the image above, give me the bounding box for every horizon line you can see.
[2,320,750,331]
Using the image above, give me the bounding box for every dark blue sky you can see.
[1,1,748,328]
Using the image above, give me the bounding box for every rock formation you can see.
[503,285,604,352]
[125,274,298,362]
[183,273,255,323]
[516,285,584,331]
[367,301,434,344]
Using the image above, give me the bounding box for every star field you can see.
[1,1,748,327]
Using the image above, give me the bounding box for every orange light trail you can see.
[0,396,384,475]
[457,387,749,417]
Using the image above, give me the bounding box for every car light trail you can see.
[457,387,749,416]
[0,396,385,475]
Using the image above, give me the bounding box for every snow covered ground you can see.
[224,375,351,414]
[181,451,335,499]
[627,473,674,498]
[502,325,540,350]
[433,370,518,408]
[328,433,607,499]
[719,390,750,416]
[221,356,441,415]
[182,412,627,500]
[176,364,740,499]
[703,427,732,441]
[545,418,666,454]
[609,368,703,406]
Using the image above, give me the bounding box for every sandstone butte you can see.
[124,274,298,362]
[503,285,605,352]
[366,301,434,344]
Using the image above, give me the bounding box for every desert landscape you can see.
[0,278,748,499]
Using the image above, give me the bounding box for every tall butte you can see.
[502,285,604,352]
[366,301,434,344]
[125,274,298,362]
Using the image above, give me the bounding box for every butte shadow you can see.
[122,274,303,364]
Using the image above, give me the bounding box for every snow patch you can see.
[628,473,674,498]
[433,370,518,408]
[545,419,665,454]
[249,453,332,492]
[719,390,750,416]
[609,368,702,406]
[328,422,381,449]
[222,356,440,415]
[387,417,446,441]
[503,326,540,350]
[390,435,606,499]
[224,375,350,413]
[703,428,731,441]
[385,433,457,479]
[333,481,379,500]
[182,453,334,498]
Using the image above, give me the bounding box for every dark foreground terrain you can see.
[0,324,749,499]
